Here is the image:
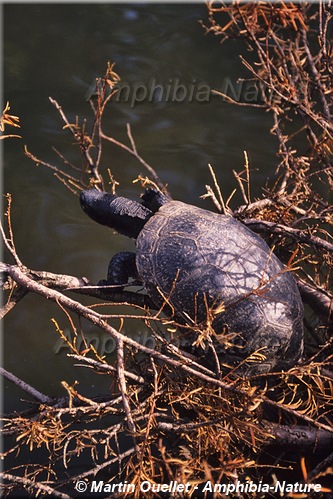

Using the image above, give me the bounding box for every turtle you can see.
[80,187,304,375]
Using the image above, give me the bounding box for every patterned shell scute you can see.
[136,201,303,374]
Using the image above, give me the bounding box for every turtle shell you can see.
[136,201,304,374]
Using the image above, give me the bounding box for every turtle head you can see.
[80,189,153,239]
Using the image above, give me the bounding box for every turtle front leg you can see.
[98,252,140,289]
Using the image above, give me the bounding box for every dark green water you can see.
[3,3,277,412]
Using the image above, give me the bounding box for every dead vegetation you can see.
[1,2,333,497]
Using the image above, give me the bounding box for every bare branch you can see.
[243,218,333,253]
[0,473,71,499]
[0,368,54,405]
[116,338,137,437]
[100,126,167,193]
[68,354,145,384]
[3,262,333,433]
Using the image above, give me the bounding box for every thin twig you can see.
[0,473,71,499]
[116,338,137,437]
[0,194,23,267]
[0,368,54,404]
[100,127,167,192]
[243,219,333,253]
[208,163,228,215]
[68,354,145,384]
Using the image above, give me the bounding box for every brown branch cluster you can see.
[1,251,333,496]
[205,1,333,192]
[203,1,333,334]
